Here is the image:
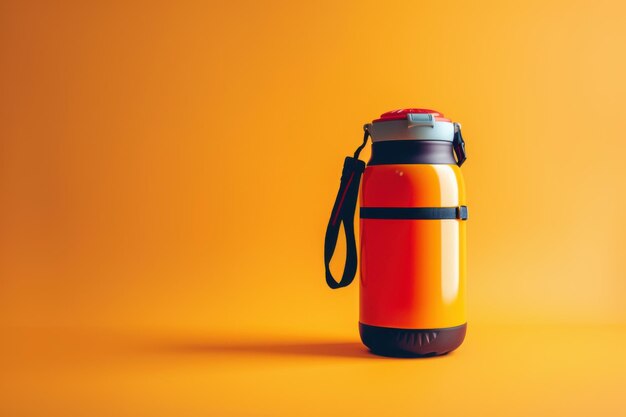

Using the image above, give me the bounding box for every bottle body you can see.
[359,141,467,356]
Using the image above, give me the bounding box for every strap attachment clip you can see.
[453,123,467,167]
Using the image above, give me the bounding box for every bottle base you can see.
[359,322,467,357]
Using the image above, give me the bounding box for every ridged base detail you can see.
[359,322,467,357]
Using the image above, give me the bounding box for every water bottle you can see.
[324,108,468,357]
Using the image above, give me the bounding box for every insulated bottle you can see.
[324,108,468,357]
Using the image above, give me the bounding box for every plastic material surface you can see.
[369,140,457,165]
[359,322,467,357]
[360,163,467,329]
[369,109,455,142]
[373,108,450,123]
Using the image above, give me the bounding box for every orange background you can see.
[2,0,626,415]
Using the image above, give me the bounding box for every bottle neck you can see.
[368,140,456,166]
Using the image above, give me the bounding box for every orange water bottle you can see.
[324,109,468,357]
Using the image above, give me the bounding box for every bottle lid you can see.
[368,108,454,142]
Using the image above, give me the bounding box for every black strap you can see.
[324,129,369,289]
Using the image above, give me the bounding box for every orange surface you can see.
[361,164,466,208]
[361,219,467,328]
[2,324,626,416]
[360,164,467,328]
[2,0,626,415]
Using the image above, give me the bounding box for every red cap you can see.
[373,108,450,123]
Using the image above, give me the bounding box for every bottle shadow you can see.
[154,340,373,359]
[151,339,446,360]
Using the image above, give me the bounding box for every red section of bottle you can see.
[373,108,450,123]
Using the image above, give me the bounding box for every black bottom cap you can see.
[359,322,467,357]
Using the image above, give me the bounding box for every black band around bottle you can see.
[360,206,468,220]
